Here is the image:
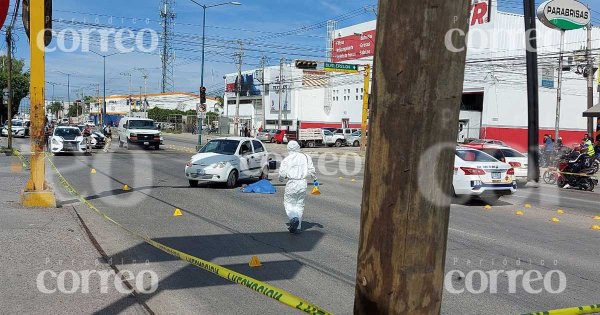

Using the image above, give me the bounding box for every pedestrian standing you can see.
[103,123,112,153]
[278,141,319,233]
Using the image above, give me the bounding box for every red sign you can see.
[332,30,376,63]
[331,1,490,62]
[0,0,9,30]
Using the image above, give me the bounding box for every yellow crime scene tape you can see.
[522,303,600,315]
[545,168,598,179]
[23,152,334,315]
[16,150,598,315]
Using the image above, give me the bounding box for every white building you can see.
[224,1,600,150]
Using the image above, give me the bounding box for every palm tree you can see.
[48,101,64,118]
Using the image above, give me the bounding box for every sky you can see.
[3,0,600,104]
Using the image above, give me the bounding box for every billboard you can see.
[225,72,262,97]
[331,1,492,62]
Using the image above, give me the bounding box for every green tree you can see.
[68,102,83,117]
[0,56,31,120]
[205,111,219,125]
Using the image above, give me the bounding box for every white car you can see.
[453,148,517,201]
[478,146,528,185]
[185,137,270,188]
[48,126,87,154]
[2,119,29,137]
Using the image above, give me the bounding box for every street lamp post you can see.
[189,0,241,147]
[91,51,121,126]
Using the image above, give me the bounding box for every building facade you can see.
[224,1,600,150]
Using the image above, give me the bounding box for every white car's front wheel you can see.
[226,170,238,189]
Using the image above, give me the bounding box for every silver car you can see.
[346,130,363,147]
[256,129,279,143]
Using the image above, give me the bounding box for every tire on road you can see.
[353,140,359,147]
[334,140,343,147]
[189,180,199,188]
[226,170,238,189]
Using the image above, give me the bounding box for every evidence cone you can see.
[484,205,492,210]
[592,225,600,231]
[557,209,565,215]
[524,204,532,209]
[173,208,183,217]
[550,217,560,223]
[311,186,321,196]
[249,256,262,268]
[515,211,524,216]
[123,184,131,191]
[91,168,97,174]
[593,216,600,221]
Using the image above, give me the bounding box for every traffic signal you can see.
[295,60,318,70]
[200,86,207,104]
[22,0,53,47]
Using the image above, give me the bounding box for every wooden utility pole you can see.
[360,64,370,152]
[354,1,470,314]
[586,22,594,135]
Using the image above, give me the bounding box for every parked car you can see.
[256,129,279,143]
[478,146,528,185]
[273,129,289,144]
[91,131,106,149]
[1,119,29,137]
[453,148,517,202]
[48,126,86,154]
[345,130,367,147]
[117,117,162,150]
[462,139,507,148]
[334,128,359,139]
[322,129,347,147]
[185,137,270,188]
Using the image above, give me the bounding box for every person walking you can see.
[102,123,112,153]
[278,141,318,233]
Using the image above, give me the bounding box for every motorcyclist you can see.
[581,136,595,169]
[278,141,318,234]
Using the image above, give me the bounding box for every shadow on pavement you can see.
[96,231,325,314]
[452,197,513,207]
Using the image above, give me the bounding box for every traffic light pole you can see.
[22,0,56,207]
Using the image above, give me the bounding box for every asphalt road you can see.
[8,135,600,314]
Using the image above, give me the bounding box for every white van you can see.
[117,117,162,150]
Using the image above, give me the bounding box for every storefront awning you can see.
[583,103,600,118]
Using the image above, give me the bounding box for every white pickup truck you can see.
[291,128,346,148]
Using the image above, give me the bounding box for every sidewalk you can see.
[0,154,148,314]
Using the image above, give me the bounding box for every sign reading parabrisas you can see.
[537,0,590,30]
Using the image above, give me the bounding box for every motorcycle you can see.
[556,152,598,191]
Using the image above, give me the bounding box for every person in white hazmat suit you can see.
[278,141,318,233]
